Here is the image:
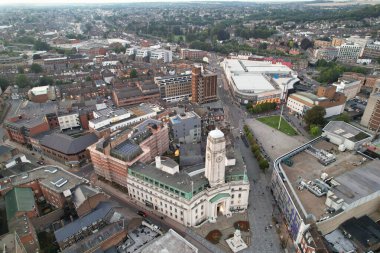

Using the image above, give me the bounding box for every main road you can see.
[209,53,283,252]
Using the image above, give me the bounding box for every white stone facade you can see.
[126,129,250,227]
[58,113,81,131]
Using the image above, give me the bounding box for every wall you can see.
[317,194,380,235]
[30,209,64,232]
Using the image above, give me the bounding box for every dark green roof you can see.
[209,193,230,203]
[5,187,35,220]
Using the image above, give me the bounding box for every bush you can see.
[259,159,269,170]
[206,230,222,244]
[234,221,250,232]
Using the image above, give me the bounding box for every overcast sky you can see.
[0,0,312,6]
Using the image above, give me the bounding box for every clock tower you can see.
[205,129,226,187]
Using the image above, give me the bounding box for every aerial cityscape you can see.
[0,0,379,252]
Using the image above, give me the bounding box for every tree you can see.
[130,69,137,78]
[0,77,10,91]
[310,125,321,137]
[336,112,350,123]
[300,38,313,50]
[217,30,230,41]
[38,76,54,86]
[33,54,41,60]
[304,106,326,128]
[15,74,30,88]
[34,40,50,51]
[30,63,43,73]
[17,66,24,74]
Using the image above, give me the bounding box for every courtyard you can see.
[194,212,250,252]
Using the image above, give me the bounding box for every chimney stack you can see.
[155,156,162,169]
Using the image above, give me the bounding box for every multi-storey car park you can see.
[271,121,378,251]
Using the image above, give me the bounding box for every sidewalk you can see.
[4,139,71,170]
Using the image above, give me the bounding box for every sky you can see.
[0,0,313,6]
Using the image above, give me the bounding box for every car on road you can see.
[137,210,147,217]
[37,160,45,165]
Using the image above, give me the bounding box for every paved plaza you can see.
[194,212,250,252]
[245,118,308,160]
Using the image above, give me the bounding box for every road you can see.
[209,53,283,252]
[94,179,214,253]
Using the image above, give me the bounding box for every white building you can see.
[169,111,201,144]
[332,79,362,100]
[222,59,299,104]
[322,121,372,151]
[89,104,160,132]
[58,112,81,131]
[287,91,345,118]
[150,49,173,63]
[126,129,250,227]
[337,43,363,61]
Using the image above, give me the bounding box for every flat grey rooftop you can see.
[323,121,371,142]
[140,229,198,253]
[334,159,380,204]
[0,166,84,193]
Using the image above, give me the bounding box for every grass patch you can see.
[257,115,298,136]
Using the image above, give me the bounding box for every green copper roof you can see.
[5,187,35,220]
[209,193,230,203]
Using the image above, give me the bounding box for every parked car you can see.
[37,160,45,165]
[137,210,147,217]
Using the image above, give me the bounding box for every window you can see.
[238,194,241,198]
[175,208,177,213]
[201,205,203,210]
[232,194,234,199]
[181,211,183,215]
[195,208,198,213]
[170,206,172,210]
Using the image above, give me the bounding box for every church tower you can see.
[205,129,226,187]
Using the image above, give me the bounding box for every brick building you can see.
[112,81,160,107]
[88,119,169,188]
[287,86,347,118]
[180,48,208,60]
[5,116,50,144]
[191,66,217,104]
[155,74,192,102]
[40,133,98,167]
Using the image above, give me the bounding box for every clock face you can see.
[216,156,223,163]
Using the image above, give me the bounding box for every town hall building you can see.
[126,129,250,227]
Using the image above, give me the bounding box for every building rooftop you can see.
[209,129,224,139]
[280,137,380,221]
[232,74,275,92]
[323,121,371,143]
[129,146,247,197]
[0,144,14,157]
[54,201,118,243]
[72,185,101,209]
[5,187,35,220]
[140,229,198,253]
[40,133,98,155]
[0,166,84,193]
[169,111,200,125]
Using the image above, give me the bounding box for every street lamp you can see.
[278,79,291,130]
